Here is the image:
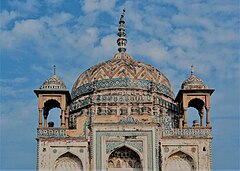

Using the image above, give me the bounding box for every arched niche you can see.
[107,146,142,171]
[165,151,195,171]
[54,152,83,171]
[43,99,61,128]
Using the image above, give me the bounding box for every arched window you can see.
[165,151,195,171]
[107,146,142,171]
[43,99,61,128]
[186,107,201,127]
[187,98,205,127]
[47,108,61,127]
[54,152,83,171]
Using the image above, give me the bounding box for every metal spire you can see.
[191,65,194,76]
[117,9,127,53]
[53,65,56,75]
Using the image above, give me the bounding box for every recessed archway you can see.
[165,151,195,171]
[54,152,83,171]
[107,146,142,171]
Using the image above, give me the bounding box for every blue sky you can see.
[0,0,239,170]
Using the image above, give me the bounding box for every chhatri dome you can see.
[39,65,67,90]
[181,65,209,90]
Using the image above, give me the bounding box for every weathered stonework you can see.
[34,11,214,171]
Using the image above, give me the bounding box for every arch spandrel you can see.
[165,151,196,171]
[106,144,143,161]
[54,152,83,171]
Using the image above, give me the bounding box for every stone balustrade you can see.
[163,128,212,138]
[37,128,67,138]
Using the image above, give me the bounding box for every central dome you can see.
[71,12,174,100]
[71,53,174,99]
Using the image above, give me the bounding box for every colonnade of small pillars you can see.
[38,107,69,128]
[180,107,211,128]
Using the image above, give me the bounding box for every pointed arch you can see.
[43,99,62,127]
[54,152,83,171]
[188,98,204,111]
[107,146,142,170]
[107,143,143,161]
[44,99,61,114]
[187,98,205,127]
[165,151,195,171]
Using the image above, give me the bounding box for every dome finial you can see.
[191,65,194,76]
[117,9,127,53]
[53,65,56,75]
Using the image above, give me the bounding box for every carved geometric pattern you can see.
[54,152,83,171]
[165,151,195,171]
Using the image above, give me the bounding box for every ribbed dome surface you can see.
[71,53,174,99]
[40,75,67,90]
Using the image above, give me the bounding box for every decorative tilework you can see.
[119,116,139,124]
[70,92,178,112]
[161,115,172,131]
[40,75,67,90]
[36,141,39,171]
[71,78,174,99]
[106,141,122,154]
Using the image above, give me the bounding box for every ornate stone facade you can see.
[34,10,214,171]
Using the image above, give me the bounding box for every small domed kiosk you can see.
[176,66,214,128]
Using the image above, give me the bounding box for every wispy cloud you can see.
[0,0,239,170]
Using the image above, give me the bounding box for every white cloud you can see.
[0,1,239,170]
[82,0,116,13]
[170,29,199,49]
[0,10,19,29]
[42,12,73,27]
[9,0,40,14]
[92,34,117,58]
[130,39,170,62]
[0,77,28,84]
